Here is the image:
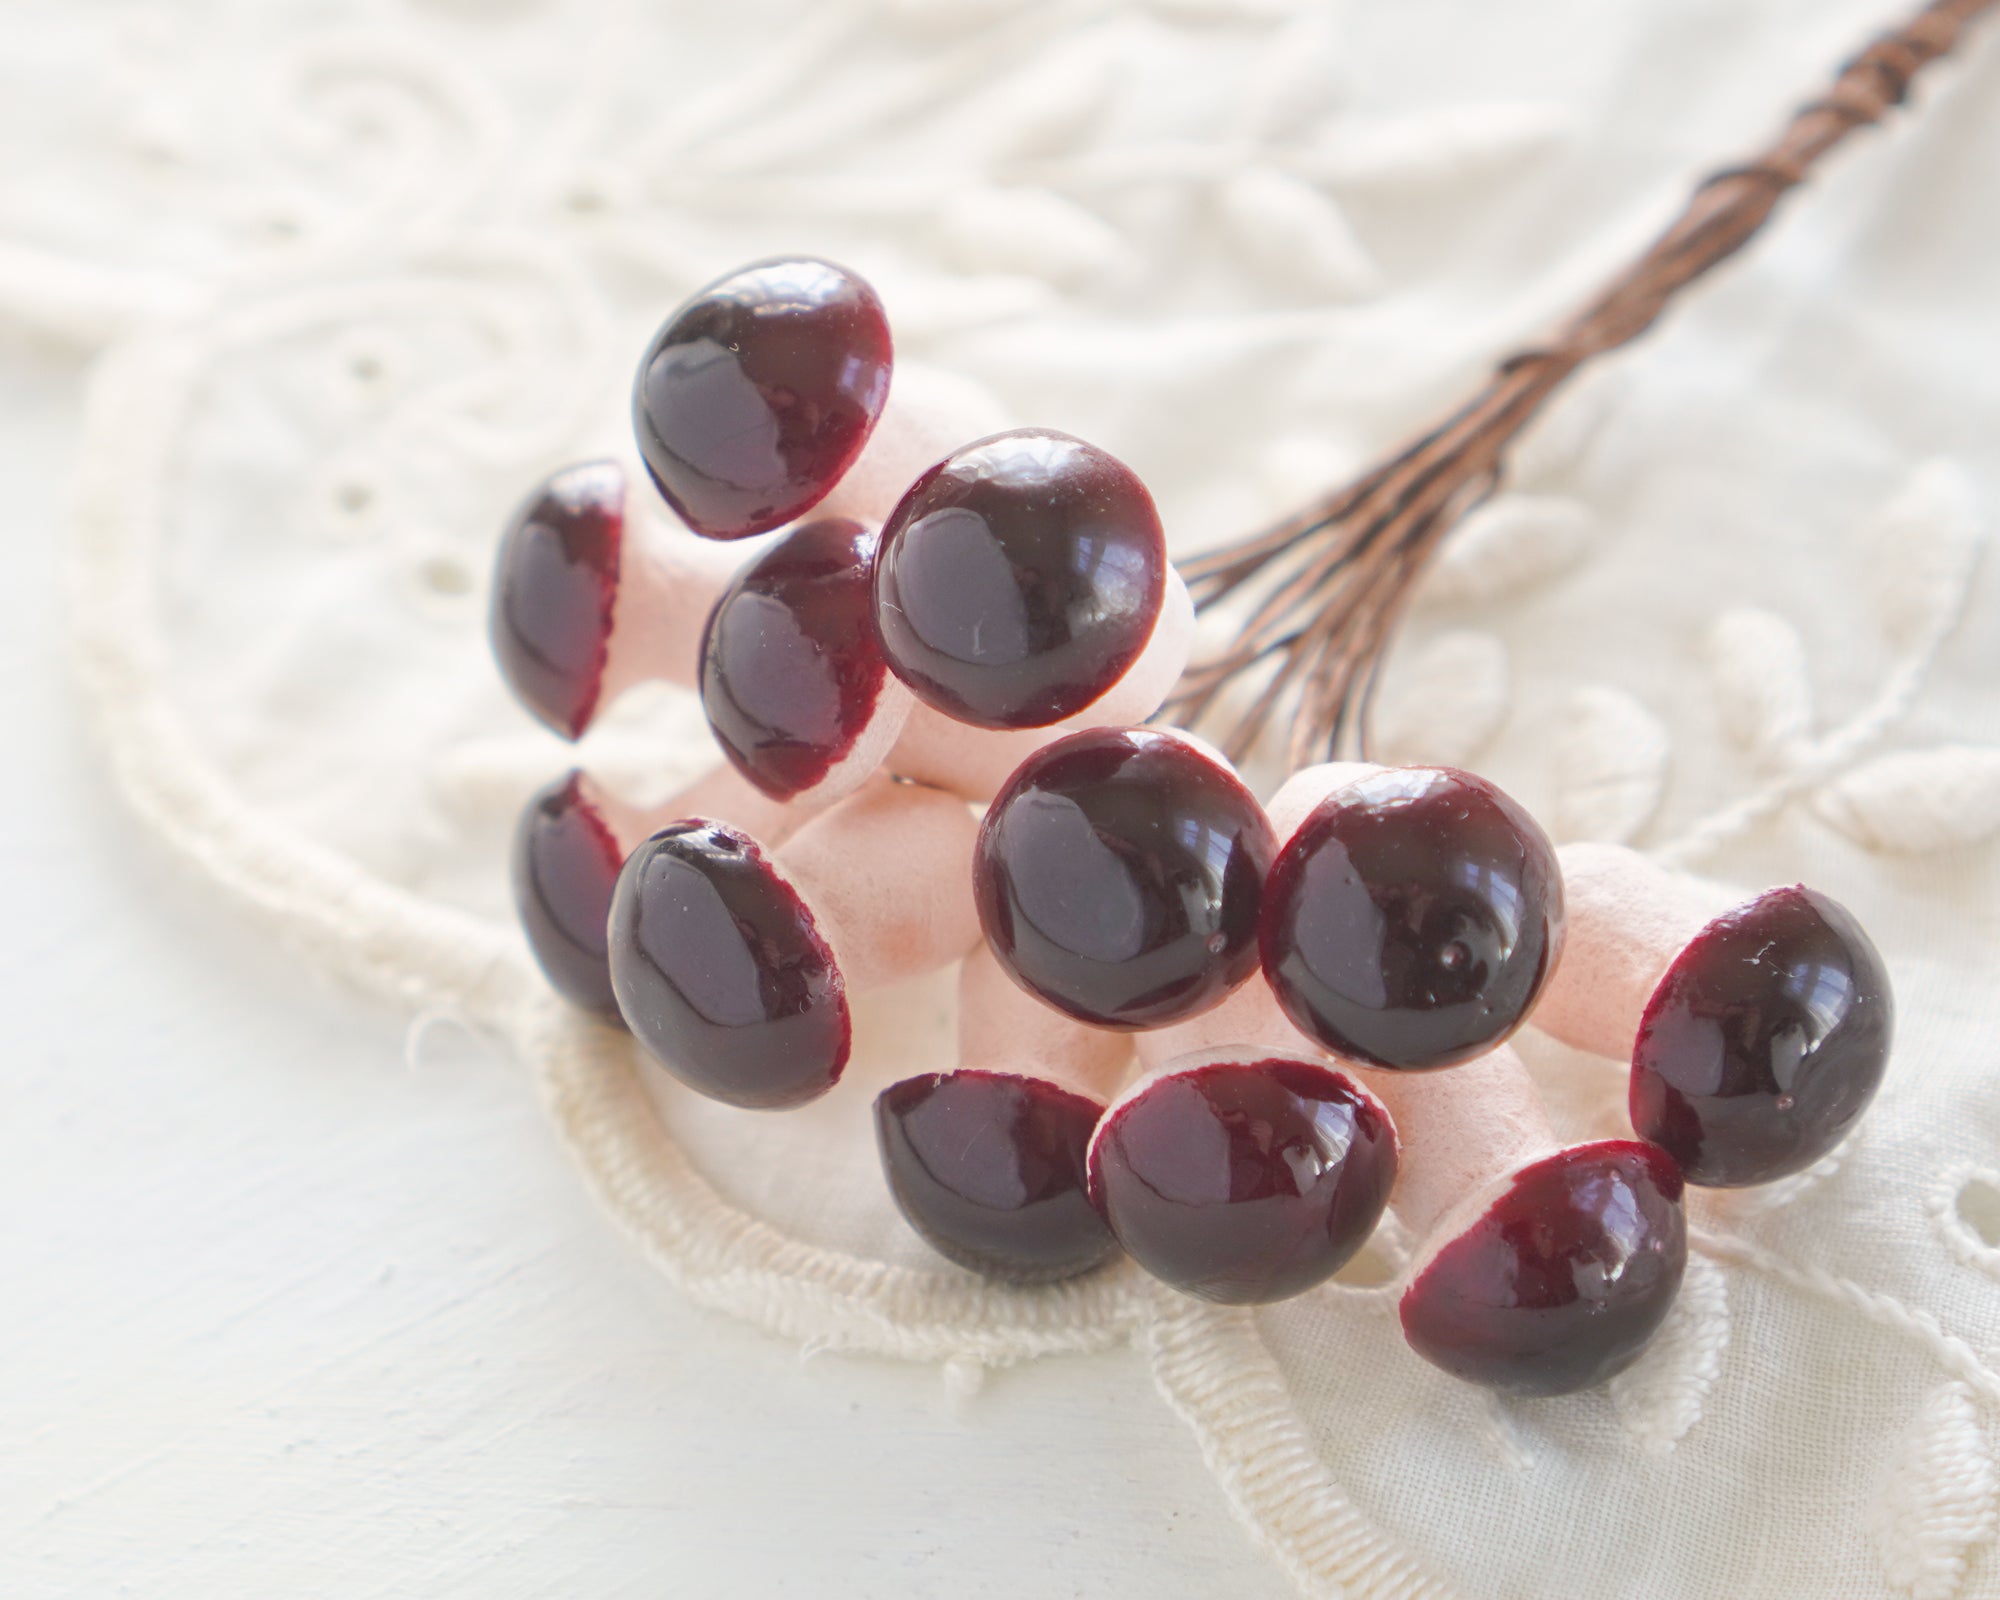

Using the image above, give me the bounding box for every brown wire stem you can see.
[1169,0,1995,770]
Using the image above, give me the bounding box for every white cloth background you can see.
[6,0,2000,1595]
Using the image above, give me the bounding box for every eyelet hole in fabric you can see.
[418,553,474,596]
[1928,1165,2000,1282]
[1958,1175,2000,1252]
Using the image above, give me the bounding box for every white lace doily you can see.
[19,0,2000,1593]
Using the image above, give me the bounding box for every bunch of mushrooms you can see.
[492,258,1894,1396]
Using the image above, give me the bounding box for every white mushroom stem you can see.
[584,759,823,857]
[776,779,982,992]
[1264,758,1382,837]
[598,496,758,704]
[1358,1046,1557,1248]
[887,567,1198,801]
[815,360,1014,526]
[1530,842,1739,1063]
[959,944,1131,1100]
[1131,970,1323,1074]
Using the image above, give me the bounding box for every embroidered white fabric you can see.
[18,0,2000,1593]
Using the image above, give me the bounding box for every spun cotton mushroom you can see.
[512,763,816,1018]
[875,945,1131,1284]
[1537,843,1894,1188]
[489,458,749,739]
[607,778,981,1110]
[872,428,1173,731]
[1372,1039,1688,1398]
[1251,767,1686,1392]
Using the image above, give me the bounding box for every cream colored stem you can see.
[1530,842,1736,1063]
[1132,973,1310,1072]
[814,361,1012,527]
[779,780,981,992]
[959,944,1131,1099]
[1353,1047,1555,1246]
[600,502,752,702]
[584,761,821,855]
[1264,759,1378,837]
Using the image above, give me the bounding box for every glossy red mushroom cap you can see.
[700,518,890,800]
[1089,1055,1396,1304]
[873,429,1167,729]
[975,728,1276,1031]
[511,770,626,1019]
[1399,1140,1685,1396]
[876,1070,1116,1284]
[1262,767,1564,1072]
[1632,885,1892,1187]
[633,258,893,540]
[607,820,850,1109]
[489,460,624,740]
